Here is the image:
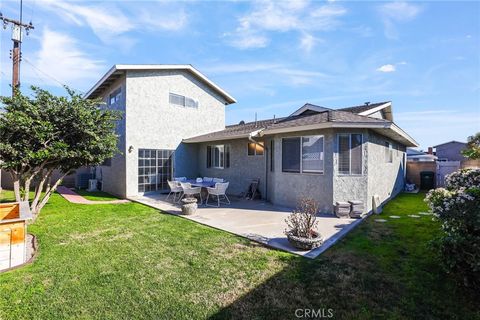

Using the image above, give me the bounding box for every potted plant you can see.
[181,196,198,215]
[285,198,323,250]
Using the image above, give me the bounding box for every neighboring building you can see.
[433,141,467,162]
[406,148,437,162]
[84,65,418,213]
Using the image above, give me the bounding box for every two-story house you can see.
[86,64,418,213]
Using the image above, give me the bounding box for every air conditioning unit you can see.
[87,179,98,192]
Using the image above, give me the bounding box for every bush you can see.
[425,169,480,288]
[285,198,319,238]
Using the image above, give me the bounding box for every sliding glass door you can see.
[138,149,174,193]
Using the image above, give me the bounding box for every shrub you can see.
[425,169,480,288]
[285,198,319,238]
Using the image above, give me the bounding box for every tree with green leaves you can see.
[462,132,480,160]
[0,86,121,218]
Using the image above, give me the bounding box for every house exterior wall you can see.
[124,70,228,197]
[191,127,407,214]
[435,142,467,161]
[366,130,406,211]
[267,129,335,213]
[332,129,369,212]
[196,138,266,197]
[96,76,128,197]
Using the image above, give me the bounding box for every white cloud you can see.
[24,28,104,89]
[378,2,422,39]
[226,1,347,49]
[377,64,396,73]
[38,0,188,43]
[300,33,317,53]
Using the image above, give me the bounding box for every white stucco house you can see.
[83,64,418,213]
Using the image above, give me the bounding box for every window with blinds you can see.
[169,93,198,108]
[338,134,363,175]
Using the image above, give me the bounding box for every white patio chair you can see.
[180,182,203,204]
[203,177,213,182]
[166,180,183,202]
[206,182,230,207]
[174,177,187,182]
[212,178,224,183]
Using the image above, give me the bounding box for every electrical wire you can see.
[22,57,85,94]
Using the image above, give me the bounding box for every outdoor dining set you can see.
[166,177,230,207]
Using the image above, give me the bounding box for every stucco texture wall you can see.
[366,130,406,211]
[124,70,228,197]
[196,138,266,197]
[332,129,369,212]
[96,76,128,197]
[266,129,334,213]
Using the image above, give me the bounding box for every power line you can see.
[22,57,85,94]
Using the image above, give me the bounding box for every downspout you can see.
[248,129,268,201]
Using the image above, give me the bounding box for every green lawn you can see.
[0,191,478,319]
[74,189,120,201]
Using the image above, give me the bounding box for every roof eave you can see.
[84,64,237,104]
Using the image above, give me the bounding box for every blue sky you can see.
[0,0,479,149]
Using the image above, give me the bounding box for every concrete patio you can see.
[129,194,368,258]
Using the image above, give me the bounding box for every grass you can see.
[0,191,478,319]
[74,189,120,201]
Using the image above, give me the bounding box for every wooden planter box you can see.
[0,202,32,271]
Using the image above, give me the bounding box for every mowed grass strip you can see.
[0,191,478,320]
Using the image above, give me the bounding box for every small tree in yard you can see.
[462,132,480,160]
[425,169,480,288]
[0,86,121,219]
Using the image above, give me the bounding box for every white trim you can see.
[85,64,237,104]
[290,104,330,116]
[358,102,391,117]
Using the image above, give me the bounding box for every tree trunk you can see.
[10,172,21,202]
[30,169,52,214]
[31,171,69,220]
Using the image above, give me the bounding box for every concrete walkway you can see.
[130,194,367,258]
[57,186,130,205]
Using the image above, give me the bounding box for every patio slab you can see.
[129,194,368,259]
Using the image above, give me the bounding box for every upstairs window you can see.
[338,134,363,175]
[169,93,199,108]
[247,142,264,156]
[109,88,121,106]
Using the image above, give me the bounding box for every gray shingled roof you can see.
[184,105,389,143]
[338,101,390,114]
[183,118,284,142]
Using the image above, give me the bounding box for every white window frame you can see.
[169,92,199,108]
[247,142,264,156]
[212,145,225,169]
[281,135,324,174]
[337,133,364,176]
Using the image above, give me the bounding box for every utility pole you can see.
[0,0,34,96]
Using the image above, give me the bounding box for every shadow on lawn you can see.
[209,233,480,320]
